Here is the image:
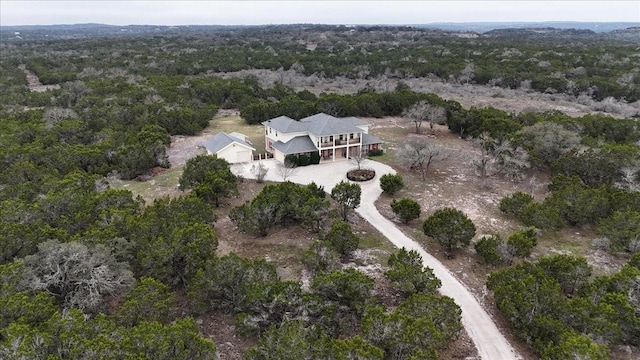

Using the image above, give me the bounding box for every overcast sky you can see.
[1,1,639,26]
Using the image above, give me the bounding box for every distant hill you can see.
[416,21,640,33]
[2,22,639,42]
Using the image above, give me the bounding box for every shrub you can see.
[324,220,360,256]
[422,207,476,256]
[380,173,404,195]
[499,191,534,217]
[368,148,384,156]
[475,235,502,266]
[520,202,564,231]
[598,210,640,253]
[298,154,310,166]
[310,151,321,164]
[285,154,298,166]
[302,242,340,274]
[391,198,421,224]
[507,227,538,258]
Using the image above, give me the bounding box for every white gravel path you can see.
[232,158,523,360]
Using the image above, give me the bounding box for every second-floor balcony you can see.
[320,137,361,148]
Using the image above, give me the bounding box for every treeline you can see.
[487,253,640,359]
[2,24,640,102]
[241,87,460,124]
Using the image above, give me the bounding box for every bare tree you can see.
[472,133,530,182]
[21,240,133,312]
[276,159,297,181]
[396,137,450,181]
[617,165,640,192]
[403,101,428,134]
[402,101,446,135]
[459,62,475,84]
[349,148,367,170]
[42,107,79,129]
[425,105,447,136]
[250,162,269,183]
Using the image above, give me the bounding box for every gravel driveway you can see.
[232,158,522,359]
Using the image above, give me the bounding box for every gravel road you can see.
[232,158,523,359]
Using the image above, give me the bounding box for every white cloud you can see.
[1,1,638,26]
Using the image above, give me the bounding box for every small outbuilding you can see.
[202,132,255,164]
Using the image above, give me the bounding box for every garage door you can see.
[236,150,251,163]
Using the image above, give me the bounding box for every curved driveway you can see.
[232,159,522,359]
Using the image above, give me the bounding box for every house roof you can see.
[202,132,255,154]
[341,116,368,127]
[362,133,383,145]
[261,115,307,133]
[271,136,317,155]
[299,113,364,136]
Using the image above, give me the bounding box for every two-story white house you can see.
[262,113,382,163]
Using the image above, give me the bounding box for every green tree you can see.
[331,180,361,221]
[506,227,538,258]
[140,223,218,287]
[121,318,218,360]
[188,253,279,313]
[598,210,640,253]
[487,262,565,346]
[541,330,610,360]
[391,197,421,224]
[362,293,460,359]
[193,169,239,207]
[379,173,404,195]
[244,320,319,360]
[499,191,534,218]
[474,235,503,266]
[312,268,374,313]
[179,154,235,190]
[237,280,305,335]
[302,242,341,275]
[537,255,591,297]
[385,248,441,296]
[116,276,176,327]
[324,220,360,256]
[422,207,476,256]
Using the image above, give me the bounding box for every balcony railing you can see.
[319,137,361,148]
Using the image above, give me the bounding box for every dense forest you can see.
[0,24,639,359]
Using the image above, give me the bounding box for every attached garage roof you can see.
[272,136,317,155]
[362,133,383,145]
[202,132,255,154]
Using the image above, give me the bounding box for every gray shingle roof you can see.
[341,116,368,127]
[362,133,383,145]
[271,136,317,155]
[202,132,255,154]
[261,115,307,133]
[299,113,363,136]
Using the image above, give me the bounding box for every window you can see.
[349,133,354,139]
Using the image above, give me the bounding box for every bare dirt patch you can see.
[18,64,60,92]
[209,68,639,118]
